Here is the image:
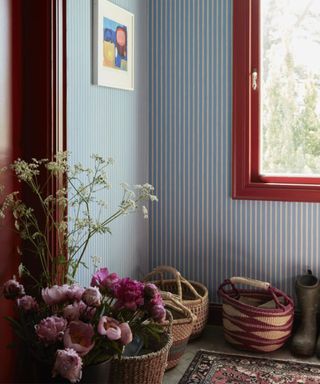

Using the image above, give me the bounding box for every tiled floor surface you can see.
[163,325,320,384]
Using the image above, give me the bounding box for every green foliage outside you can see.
[261,0,320,175]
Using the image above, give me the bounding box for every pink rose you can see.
[82,287,102,307]
[91,268,120,293]
[119,322,133,345]
[63,301,86,321]
[52,348,82,383]
[42,285,69,305]
[67,285,85,301]
[97,316,121,340]
[35,315,67,344]
[64,321,95,356]
[150,304,166,323]
[17,295,38,312]
[114,278,144,311]
[3,278,25,299]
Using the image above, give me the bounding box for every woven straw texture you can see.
[162,292,196,370]
[110,332,172,384]
[144,266,209,339]
[218,278,294,352]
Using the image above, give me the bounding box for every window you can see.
[232,0,320,202]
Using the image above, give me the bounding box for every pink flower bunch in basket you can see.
[2,268,166,383]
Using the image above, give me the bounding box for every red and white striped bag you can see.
[218,277,294,352]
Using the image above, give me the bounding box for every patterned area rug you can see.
[178,350,320,383]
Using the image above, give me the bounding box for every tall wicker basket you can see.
[218,277,294,353]
[162,292,196,370]
[144,265,209,339]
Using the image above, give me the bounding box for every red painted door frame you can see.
[0,1,66,382]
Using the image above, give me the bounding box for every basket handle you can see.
[161,291,197,323]
[162,309,174,334]
[144,265,203,301]
[230,277,270,290]
[143,265,183,298]
[219,277,286,310]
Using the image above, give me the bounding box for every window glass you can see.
[260,0,320,176]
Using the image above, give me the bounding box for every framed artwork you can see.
[93,0,134,90]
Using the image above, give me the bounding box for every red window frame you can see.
[232,0,320,202]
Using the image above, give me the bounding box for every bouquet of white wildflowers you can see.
[0,152,158,286]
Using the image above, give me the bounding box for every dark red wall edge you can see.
[0,1,66,382]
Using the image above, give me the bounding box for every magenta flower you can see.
[42,284,69,305]
[35,315,67,344]
[144,283,159,299]
[90,267,109,286]
[52,348,82,383]
[67,285,85,302]
[81,287,102,307]
[63,301,86,321]
[3,278,25,299]
[17,295,38,312]
[150,304,166,323]
[150,293,164,307]
[119,322,133,345]
[64,321,95,356]
[91,268,120,293]
[114,278,144,311]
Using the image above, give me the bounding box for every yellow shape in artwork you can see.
[103,41,115,68]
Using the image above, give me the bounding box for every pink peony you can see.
[144,283,159,299]
[114,278,144,311]
[148,291,164,308]
[63,301,86,321]
[64,321,95,356]
[42,284,69,305]
[91,268,120,293]
[3,278,25,299]
[35,315,67,344]
[67,285,85,301]
[52,348,82,383]
[97,316,121,340]
[119,322,133,345]
[17,295,38,312]
[150,304,166,323]
[81,287,102,307]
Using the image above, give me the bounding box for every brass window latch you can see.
[252,69,258,91]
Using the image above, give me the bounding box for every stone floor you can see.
[163,325,320,384]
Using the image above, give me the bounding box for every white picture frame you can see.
[93,0,134,90]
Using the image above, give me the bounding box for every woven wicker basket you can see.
[218,277,294,353]
[144,265,209,339]
[162,292,196,370]
[110,311,173,384]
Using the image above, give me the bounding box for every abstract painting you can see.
[103,17,127,71]
[93,0,134,90]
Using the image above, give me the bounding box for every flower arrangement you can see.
[0,153,164,383]
[3,270,165,382]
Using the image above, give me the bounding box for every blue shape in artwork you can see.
[104,28,115,43]
[103,16,127,70]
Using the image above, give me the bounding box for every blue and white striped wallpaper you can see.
[149,0,320,302]
[67,0,150,285]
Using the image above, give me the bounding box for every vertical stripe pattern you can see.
[67,0,149,284]
[149,0,320,302]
